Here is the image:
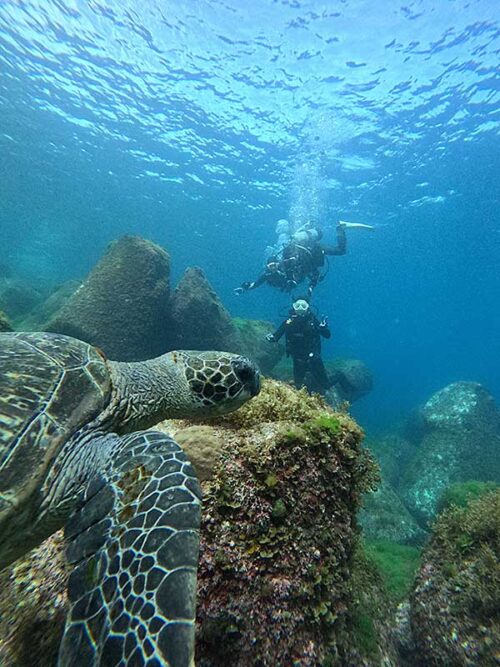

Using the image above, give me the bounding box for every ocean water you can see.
[0,0,499,432]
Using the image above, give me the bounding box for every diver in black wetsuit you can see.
[266,297,332,394]
[234,223,347,296]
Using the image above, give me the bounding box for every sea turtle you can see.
[0,331,260,666]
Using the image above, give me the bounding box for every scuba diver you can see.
[266,297,332,394]
[234,221,348,297]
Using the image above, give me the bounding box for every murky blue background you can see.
[1,0,499,430]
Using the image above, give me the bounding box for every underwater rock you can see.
[421,381,499,432]
[0,277,46,320]
[46,236,171,360]
[0,309,12,332]
[231,317,284,375]
[166,424,224,482]
[327,358,374,404]
[400,382,500,526]
[365,433,417,490]
[170,266,239,351]
[185,380,379,666]
[359,480,428,546]
[410,489,500,666]
[16,279,79,331]
[0,379,380,666]
[0,532,68,667]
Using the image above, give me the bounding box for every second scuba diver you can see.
[266,297,332,394]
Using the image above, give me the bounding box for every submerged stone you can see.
[46,236,171,361]
[400,381,500,526]
[410,489,500,666]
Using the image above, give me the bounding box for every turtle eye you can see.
[231,358,260,397]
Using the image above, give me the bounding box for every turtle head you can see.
[171,350,260,417]
[110,350,260,430]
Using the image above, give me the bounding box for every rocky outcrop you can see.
[364,433,417,490]
[169,266,239,351]
[410,489,500,666]
[400,382,500,525]
[46,236,171,361]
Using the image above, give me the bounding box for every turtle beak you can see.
[232,357,261,397]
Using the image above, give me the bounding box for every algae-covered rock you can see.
[0,309,12,332]
[231,317,284,375]
[344,542,400,667]
[185,379,378,666]
[360,480,428,546]
[400,382,500,526]
[170,266,239,352]
[0,532,68,667]
[46,236,171,360]
[410,489,500,666]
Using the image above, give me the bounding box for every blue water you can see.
[1,0,499,431]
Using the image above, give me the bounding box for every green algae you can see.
[437,480,499,513]
[364,540,421,602]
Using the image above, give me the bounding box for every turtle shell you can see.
[0,332,111,516]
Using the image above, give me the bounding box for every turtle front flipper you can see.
[59,431,201,667]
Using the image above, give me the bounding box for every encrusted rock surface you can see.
[46,236,171,360]
[0,532,69,667]
[410,489,500,666]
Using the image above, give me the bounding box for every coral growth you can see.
[411,489,500,666]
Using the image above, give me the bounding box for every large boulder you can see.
[410,489,500,666]
[46,236,171,361]
[327,358,374,404]
[400,382,500,526]
[169,266,239,351]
